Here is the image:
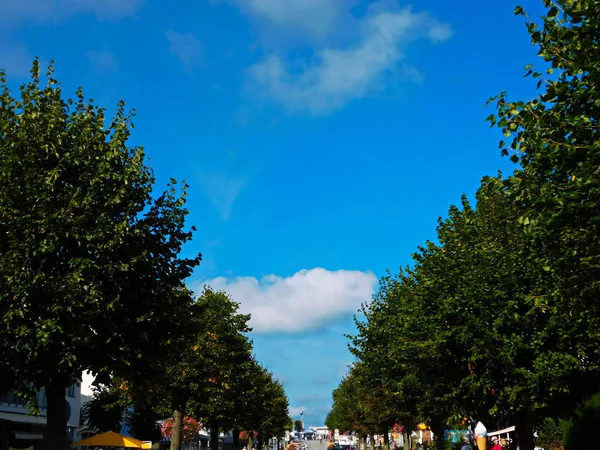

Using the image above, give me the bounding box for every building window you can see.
[67,384,75,398]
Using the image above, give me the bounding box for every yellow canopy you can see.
[72,431,144,448]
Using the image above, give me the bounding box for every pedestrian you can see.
[490,437,502,450]
[461,438,473,450]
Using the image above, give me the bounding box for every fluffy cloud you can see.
[166,30,204,72]
[224,0,349,40]
[203,268,377,333]
[246,5,453,114]
[1,0,144,23]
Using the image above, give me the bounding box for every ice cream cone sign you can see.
[474,422,488,450]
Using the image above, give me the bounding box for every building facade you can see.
[308,426,329,440]
[0,384,81,450]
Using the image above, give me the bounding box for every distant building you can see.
[308,426,329,440]
[0,383,82,450]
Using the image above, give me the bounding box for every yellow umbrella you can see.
[72,431,144,448]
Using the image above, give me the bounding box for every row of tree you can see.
[0,62,290,450]
[327,2,600,450]
[83,287,292,450]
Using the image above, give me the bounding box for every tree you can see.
[349,175,600,450]
[186,288,253,450]
[0,61,201,450]
[294,420,303,433]
[488,1,600,318]
[126,402,163,443]
[563,393,600,450]
[161,416,201,443]
[351,293,421,450]
[285,416,294,433]
[535,417,568,450]
[326,369,364,435]
[486,1,600,445]
[254,372,289,449]
[234,363,289,450]
[80,387,125,434]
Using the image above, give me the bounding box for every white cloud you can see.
[86,50,119,73]
[166,30,204,72]
[246,4,453,115]
[226,0,349,40]
[1,0,144,23]
[203,268,377,333]
[198,171,246,220]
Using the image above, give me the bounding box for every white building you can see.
[309,426,329,440]
[0,383,82,450]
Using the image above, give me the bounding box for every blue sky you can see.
[2,0,545,427]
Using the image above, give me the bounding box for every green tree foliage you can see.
[231,362,288,450]
[254,371,289,443]
[294,420,303,433]
[535,417,567,450]
[285,416,294,432]
[346,174,600,450]
[488,0,600,415]
[126,402,163,443]
[326,366,367,436]
[81,388,125,433]
[351,292,420,446]
[338,3,600,450]
[137,286,252,450]
[0,61,201,450]
[563,393,600,450]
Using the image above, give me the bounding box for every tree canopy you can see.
[333,3,600,450]
[0,61,290,450]
[0,61,201,450]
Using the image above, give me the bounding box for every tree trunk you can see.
[43,379,68,450]
[515,414,535,450]
[402,432,409,450]
[210,421,219,450]
[233,429,240,450]
[369,434,375,450]
[383,430,390,450]
[170,406,185,450]
[248,433,254,450]
[430,420,444,450]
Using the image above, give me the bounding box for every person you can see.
[490,437,502,450]
[461,438,473,450]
